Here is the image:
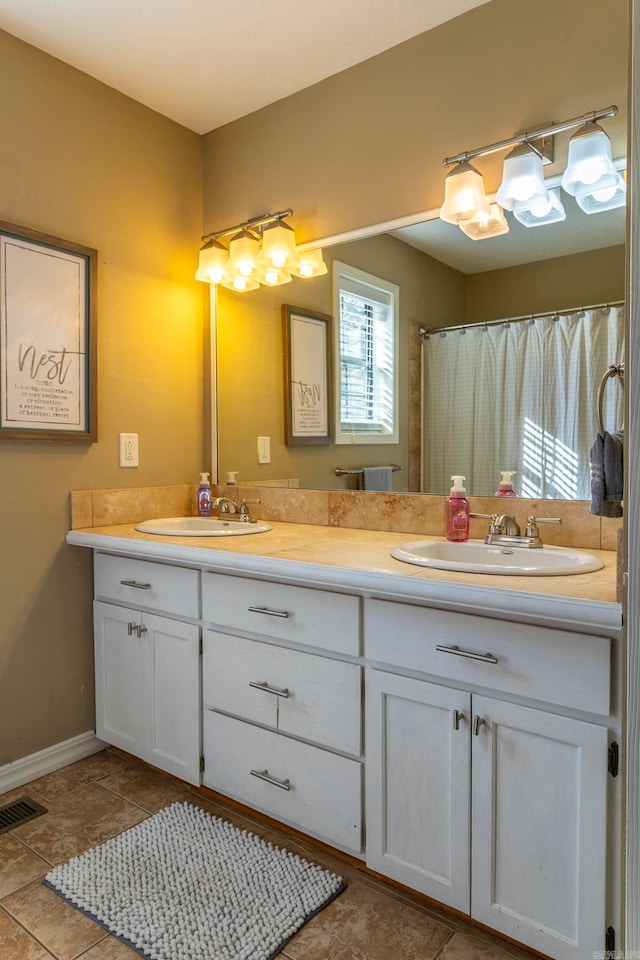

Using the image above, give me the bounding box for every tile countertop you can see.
[66,521,622,638]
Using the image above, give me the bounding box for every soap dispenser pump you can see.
[445,475,470,542]
[495,470,517,497]
[197,472,212,517]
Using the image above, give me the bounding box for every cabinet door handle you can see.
[452,709,465,731]
[249,680,290,699]
[247,605,290,619]
[250,768,292,791]
[136,625,147,638]
[472,715,486,736]
[120,579,151,590]
[127,622,137,636]
[436,643,498,665]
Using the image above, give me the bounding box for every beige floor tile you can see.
[10,782,147,865]
[438,931,527,960]
[0,785,48,807]
[2,880,105,960]
[0,907,52,960]
[27,751,130,802]
[0,834,51,898]
[97,761,191,813]
[283,878,453,960]
[79,936,139,958]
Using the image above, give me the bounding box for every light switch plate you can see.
[119,433,139,467]
[257,436,271,464]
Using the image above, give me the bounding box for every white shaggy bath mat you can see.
[44,801,345,960]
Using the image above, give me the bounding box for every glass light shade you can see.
[561,122,619,196]
[258,264,292,286]
[259,218,299,270]
[227,229,260,277]
[290,248,328,278]
[496,144,547,211]
[574,170,626,213]
[512,187,566,228]
[459,203,509,241]
[440,161,490,224]
[195,238,228,283]
[220,272,261,293]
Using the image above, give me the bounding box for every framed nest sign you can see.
[0,220,97,442]
[283,304,333,445]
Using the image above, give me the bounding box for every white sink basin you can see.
[391,539,604,576]
[135,517,272,537]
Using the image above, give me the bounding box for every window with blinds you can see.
[333,261,399,444]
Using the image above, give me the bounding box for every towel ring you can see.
[597,364,624,436]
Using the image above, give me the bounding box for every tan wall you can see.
[217,235,464,487]
[0,31,204,764]
[206,0,627,491]
[465,245,626,324]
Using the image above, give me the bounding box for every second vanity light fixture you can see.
[439,105,625,240]
[195,209,327,291]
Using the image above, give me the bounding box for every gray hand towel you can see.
[361,466,392,492]
[589,430,623,517]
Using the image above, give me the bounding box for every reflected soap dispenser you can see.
[197,472,212,517]
[495,470,517,497]
[445,475,470,542]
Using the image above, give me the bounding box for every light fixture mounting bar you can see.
[201,208,293,243]
[442,105,617,166]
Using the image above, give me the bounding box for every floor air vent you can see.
[0,796,47,835]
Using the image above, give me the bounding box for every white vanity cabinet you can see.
[364,598,613,960]
[93,553,201,785]
[200,571,363,854]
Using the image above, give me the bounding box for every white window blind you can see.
[333,262,398,444]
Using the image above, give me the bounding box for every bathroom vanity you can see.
[70,519,622,960]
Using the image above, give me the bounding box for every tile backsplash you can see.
[70,483,621,551]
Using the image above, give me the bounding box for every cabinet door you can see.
[145,613,200,785]
[471,696,608,960]
[94,601,145,756]
[365,670,470,911]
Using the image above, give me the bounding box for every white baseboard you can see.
[0,732,107,795]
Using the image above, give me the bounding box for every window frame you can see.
[332,260,399,445]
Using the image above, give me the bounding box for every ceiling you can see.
[0,0,492,134]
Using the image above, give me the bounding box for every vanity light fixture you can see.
[439,104,621,239]
[195,209,327,291]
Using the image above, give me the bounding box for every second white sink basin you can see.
[135,517,272,537]
[391,539,604,576]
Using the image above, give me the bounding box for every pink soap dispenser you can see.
[495,470,517,497]
[445,475,470,542]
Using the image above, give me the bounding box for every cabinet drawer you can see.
[203,710,362,854]
[94,553,199,619]
[202,631,361,755]
[365,599,611,716]
[202,572,359,656]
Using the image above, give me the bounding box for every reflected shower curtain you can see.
[422,306,624,499]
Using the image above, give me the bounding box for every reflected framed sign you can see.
[283,304,333,445]
[0,220,97,442]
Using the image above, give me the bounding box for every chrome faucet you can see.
[471,512,561,548]
[213,496,260,523]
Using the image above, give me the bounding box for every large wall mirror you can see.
[214,6,627,502]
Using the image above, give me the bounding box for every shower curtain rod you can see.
[419,299,624,339]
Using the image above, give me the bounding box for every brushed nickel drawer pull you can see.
[120,579,152,590]
[249,680,290,698]
[127,622,137,636]
[247,605,290,619]
[436,643,498,665]
[250,768,291,791]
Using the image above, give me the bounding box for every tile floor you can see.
[0,749,544,960]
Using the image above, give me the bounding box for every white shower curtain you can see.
[422,306,624,499]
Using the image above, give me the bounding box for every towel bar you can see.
[335,464,403,477]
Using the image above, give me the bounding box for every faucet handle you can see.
[469,513,497,521]
[240,498,260,519]
[525,515,562,537]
